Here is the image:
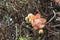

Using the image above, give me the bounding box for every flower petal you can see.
[35,13,41,19]
[33,25,39,30]
[40,18,46,23]
[38,23,45,28]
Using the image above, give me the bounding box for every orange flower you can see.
[29,13,46,30]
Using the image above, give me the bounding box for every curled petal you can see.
[40,18,46,23]
[35,13,41,19]
[33,25,39,30]
[38,23,45,29]
[32,22,39,30]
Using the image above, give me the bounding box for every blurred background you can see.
[0,0,60,40]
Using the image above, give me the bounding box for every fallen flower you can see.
[25,13,46,30]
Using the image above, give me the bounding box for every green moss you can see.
[19,37,24,40]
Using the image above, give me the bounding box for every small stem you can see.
[15,24,18,40]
